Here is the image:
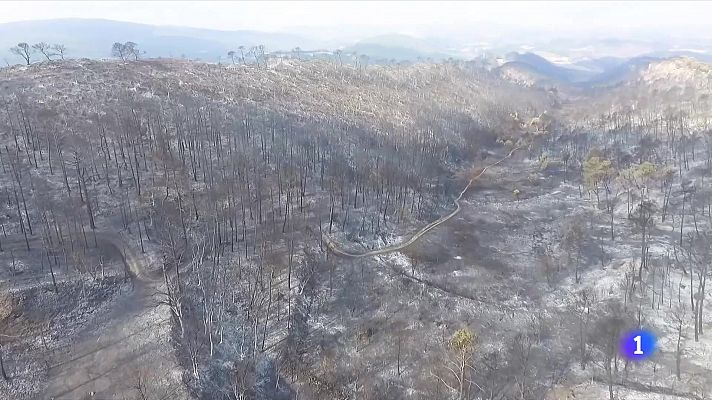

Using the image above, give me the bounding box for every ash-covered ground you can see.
[0,57,711,400]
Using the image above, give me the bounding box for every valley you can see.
[0,45,711,400]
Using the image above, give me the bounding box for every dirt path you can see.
[1,231,182,400]
[0,232,159,282]
[324,146,522,258]
[42,281,172,399]
[43,233,181,400]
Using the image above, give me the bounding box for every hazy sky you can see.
[1,1,711,39]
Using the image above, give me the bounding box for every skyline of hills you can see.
[3,4,712,400]
[2,18,712,83]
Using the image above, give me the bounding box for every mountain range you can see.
[0,18,314,62]
[2,18,712,86]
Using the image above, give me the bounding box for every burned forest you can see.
[1,50,712,400]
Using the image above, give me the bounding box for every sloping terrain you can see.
[0,56,711,400]
[0,59,546,399]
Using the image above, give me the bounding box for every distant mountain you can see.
[0,18,316,64]
[644,49,712,63]
[0,20,463,66]
[571,56,628,74]
[637,57,712,90]
[504,52,596,82]
[584,56,659,86]
[495,61,554,87]
[343,34,454,62]
[578,57,712,121]
[495,52,706,89]
[496,52,598,87]
[583,50,712,86]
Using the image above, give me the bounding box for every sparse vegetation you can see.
[1,14,712,400]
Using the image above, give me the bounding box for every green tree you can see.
[620,161,657,217]
[583,156,613,207]
[631,162,657,191]
[434,328,478,400]
[449,328,477,400]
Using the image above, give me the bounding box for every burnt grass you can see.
[1,58,711,400]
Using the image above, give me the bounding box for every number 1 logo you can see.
[620,330,656,361]
[633,335,643,355]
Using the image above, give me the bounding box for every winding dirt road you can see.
[324,146,522,258]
